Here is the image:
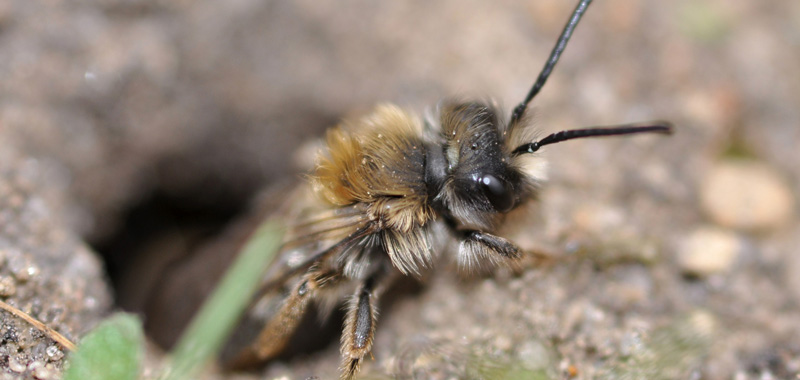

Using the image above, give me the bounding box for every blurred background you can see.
[0,0,798,378]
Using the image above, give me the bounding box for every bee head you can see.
[426,101,537,231]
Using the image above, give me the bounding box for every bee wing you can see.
[244,181,368,284]
[258,200,374,290]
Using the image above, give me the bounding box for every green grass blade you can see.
[160,220,283,380]
[63,313,144,380]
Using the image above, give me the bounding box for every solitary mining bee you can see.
[225,0,672,378]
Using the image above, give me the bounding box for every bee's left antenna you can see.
[511,121,673,156]
[510,0,593,125]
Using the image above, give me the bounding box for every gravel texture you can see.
[1,0,798,379]
[0,145,111,379]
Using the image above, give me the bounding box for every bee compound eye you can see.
[479,174,514,212]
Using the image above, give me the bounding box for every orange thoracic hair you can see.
[311,105,435,233]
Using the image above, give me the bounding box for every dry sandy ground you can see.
[0,1,798,379]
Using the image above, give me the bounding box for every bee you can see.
[226,0,671,378]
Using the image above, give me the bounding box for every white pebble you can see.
[8,357,26,373]
[700,160,795,230]
[679,226,740,276]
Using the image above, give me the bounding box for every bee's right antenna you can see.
[510,0,593,125]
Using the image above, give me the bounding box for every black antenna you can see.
[510,0,593,125]
[512,121,673,155]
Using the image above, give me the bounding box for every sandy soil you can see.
[0,0,798,379]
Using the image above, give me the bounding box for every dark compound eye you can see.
[479,174,514,212]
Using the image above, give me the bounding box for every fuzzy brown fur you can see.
[312,105,439,276]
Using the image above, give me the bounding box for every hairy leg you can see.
[457,230,522,272]
[340,268,394,379]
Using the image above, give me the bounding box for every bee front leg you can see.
[458,230,521,271]
[340,269,393,380]
[465,231,521,259]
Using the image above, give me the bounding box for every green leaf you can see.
[63,313,144,380]
[160,220,283,380]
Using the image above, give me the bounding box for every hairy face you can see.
[428,101,540,231]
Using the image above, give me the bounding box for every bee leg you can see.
[340,270,392,380]
[465,230,521,260]
[227,269,338,368]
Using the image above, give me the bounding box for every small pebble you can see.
[26,360,43,372]
[8,256,32,282]
[686,309,718,337]
[700,160,795,230]
[679,226,740,276]
[25,264,39,279]
[45,345,63,361]
[7,357,26,373]
[17,327,35,349]
[566,364,579,378]
[32,363,55,380]
[492,334,513,352]
[0,276,16,297]
[516,339,552,370]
